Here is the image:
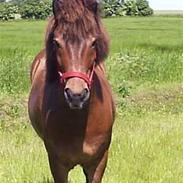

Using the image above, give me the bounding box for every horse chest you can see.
[44,110,110,160]
[46,132,108,164]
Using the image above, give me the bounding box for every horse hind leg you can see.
[83,151,108,183]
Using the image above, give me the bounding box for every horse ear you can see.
[52,0,58,17]
[83,0,100,15]
[52,0,64,17]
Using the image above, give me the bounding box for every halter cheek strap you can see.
[58,63,95,89]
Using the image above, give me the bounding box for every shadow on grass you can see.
[39,177,53,183]
[139,43,183,52]
[39,179,73,183]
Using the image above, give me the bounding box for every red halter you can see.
[58,63,95,89]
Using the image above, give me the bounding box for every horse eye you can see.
[91,40,96,49]
[53,40,62,49]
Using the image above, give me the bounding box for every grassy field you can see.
[154,10,183,17]
[1,16,183,182]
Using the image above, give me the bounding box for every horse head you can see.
[47,0,109,109]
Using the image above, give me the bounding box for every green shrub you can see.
[0,3,20,20]
[102,0,124,17]
[136,0,153,16]
[122,0,153,16]
[123,0,138,16]
[102,0,153,17]
[20,0,52,20]
[0,0,153,20]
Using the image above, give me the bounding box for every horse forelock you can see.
[47,2,99,43]
[46,0,109,64]
[53,0,85,23]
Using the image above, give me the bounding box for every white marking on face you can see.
[68,41,86,72]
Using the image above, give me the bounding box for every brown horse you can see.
[28,0,115,182]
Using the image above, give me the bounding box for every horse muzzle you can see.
[60,72,91,109]
[58,65,95,109]
[64,85,90,109]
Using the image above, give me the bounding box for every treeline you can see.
[103,0,153,17]
[0,0,153,20]
[0,0,51,20]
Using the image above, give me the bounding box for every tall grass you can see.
[0,20,46,94]
[0,49,30,93]
[107,50,183,91]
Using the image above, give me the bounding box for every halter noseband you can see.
[58,63,95,89]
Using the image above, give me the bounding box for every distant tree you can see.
[102,0,124,17]
[102,0,153,17]
[9,0,35,5]
[0,0,153,20]
[136,0,153,16]
[123,0,138,16]
[0,2,19,20]
[10,0,24,4]
[122,0,153,16]
[19,0,52,19]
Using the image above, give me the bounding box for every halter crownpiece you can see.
[58,63,96,89]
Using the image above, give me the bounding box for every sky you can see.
[148,0,183,10]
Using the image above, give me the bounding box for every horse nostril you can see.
[64,88,73,101]
[80,89,89,100]
[64,88,89,101]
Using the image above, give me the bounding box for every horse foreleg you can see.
[47,151,69,183]
[83,151,108,183]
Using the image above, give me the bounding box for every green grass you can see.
[1,16,183,182]
[154,10,183,18]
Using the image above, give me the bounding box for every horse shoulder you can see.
[29,49,47,138]
[81,63,115,156]
[30,49,46,83]
[97,62,116,118]
[95,63,115,109]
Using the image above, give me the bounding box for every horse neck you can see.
[46,52,58,82]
